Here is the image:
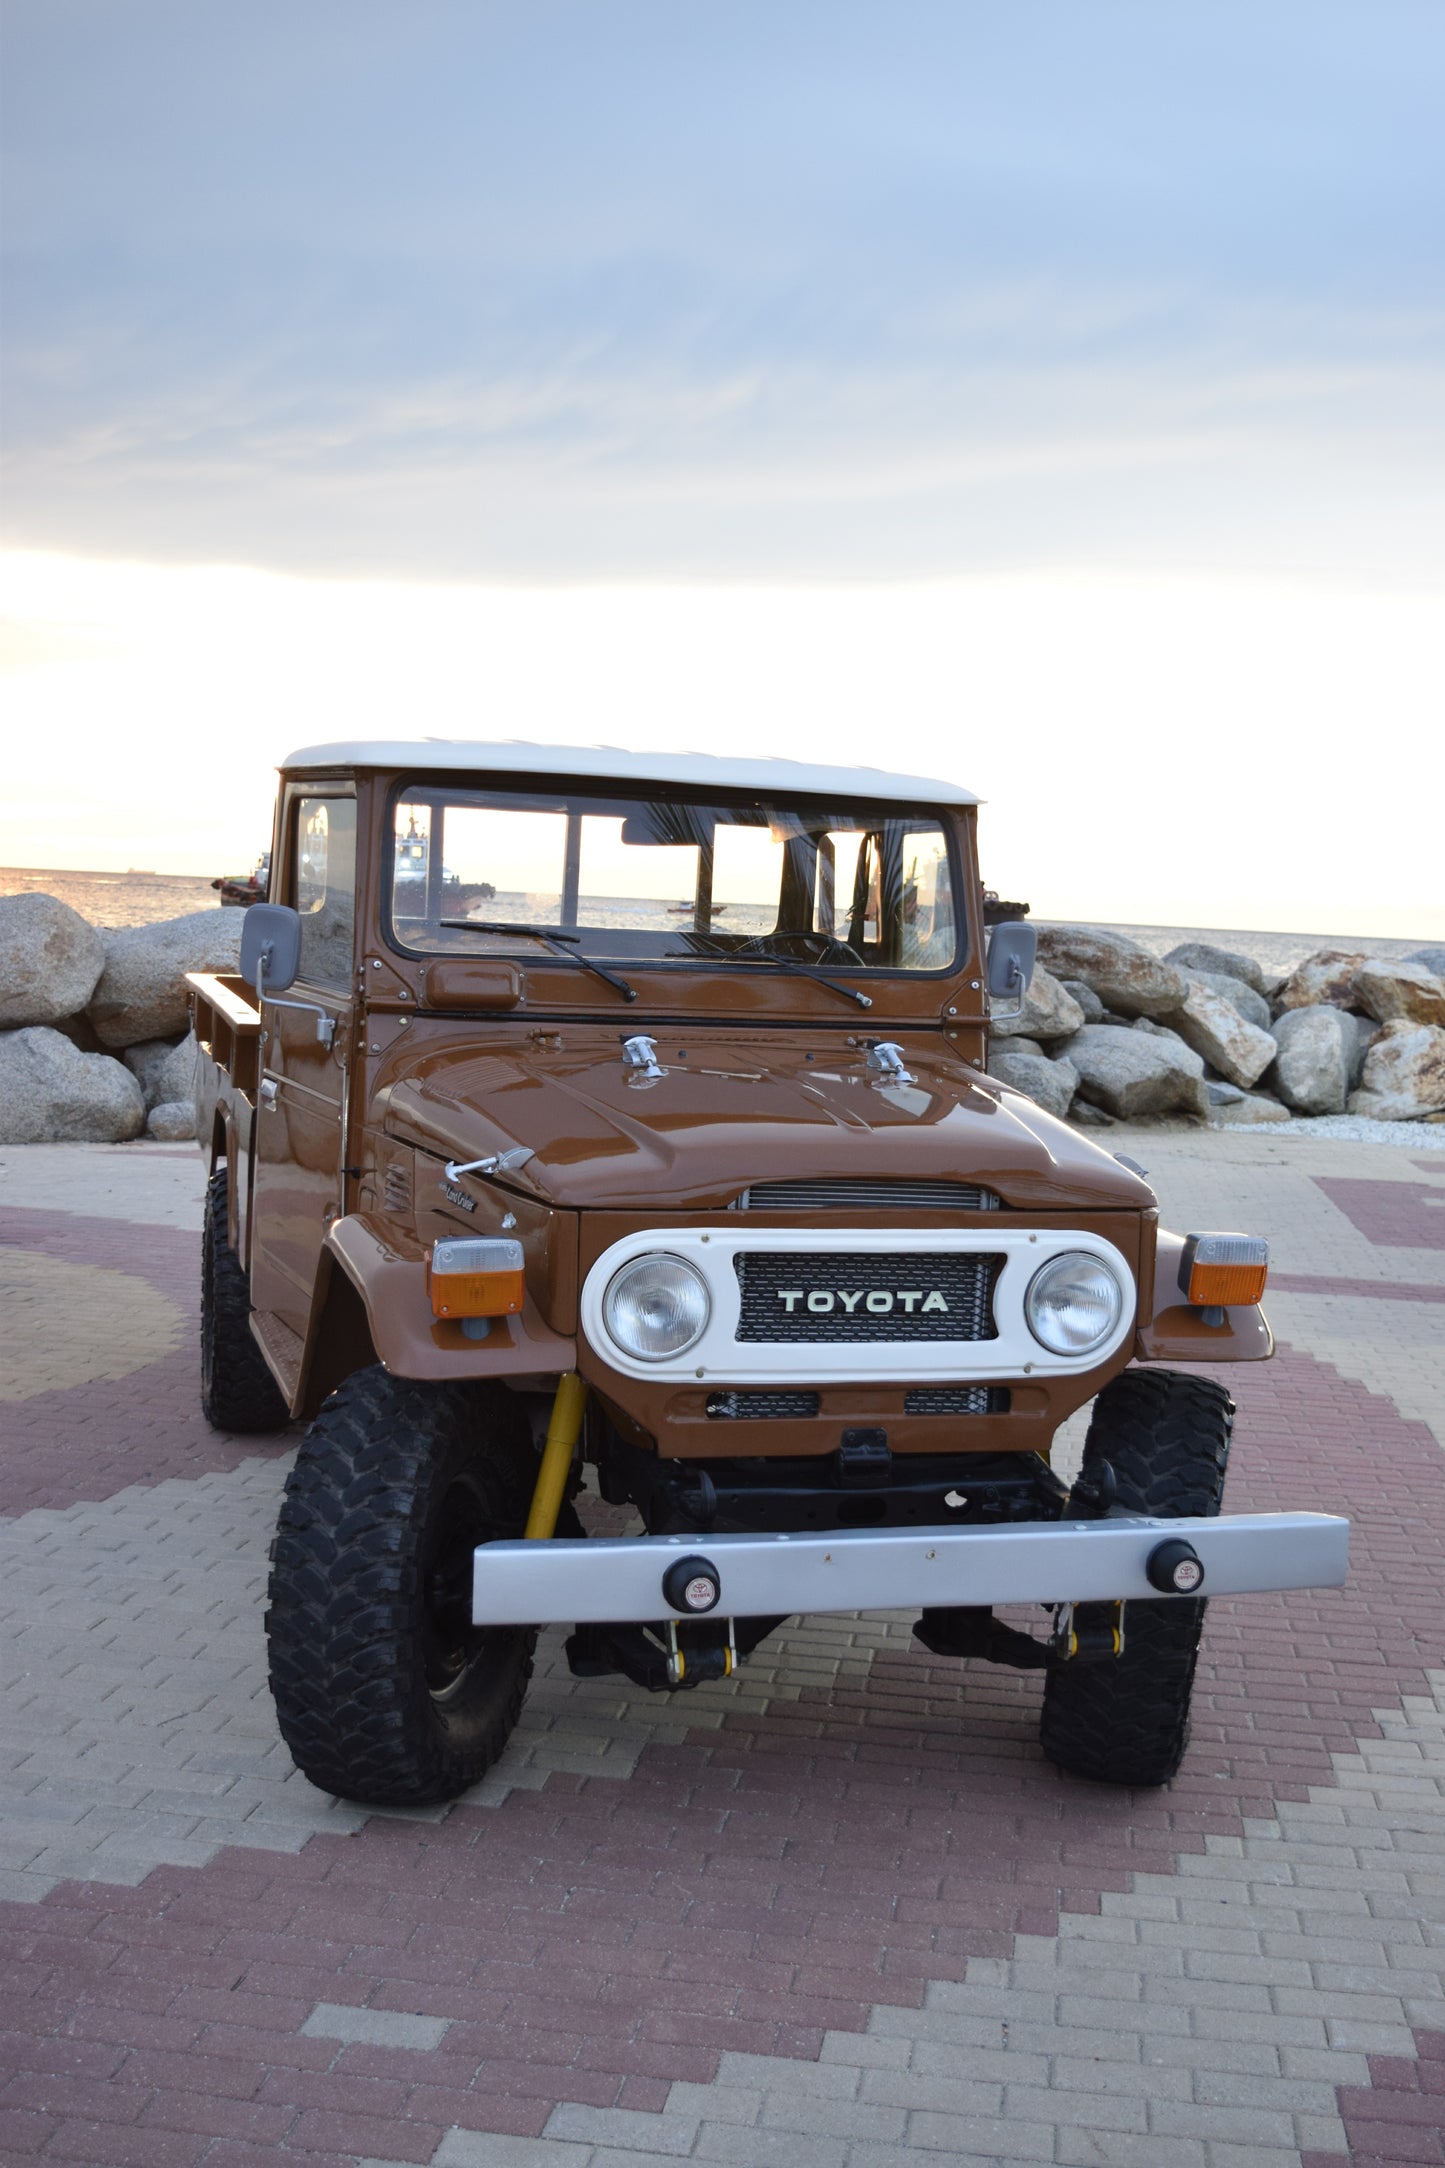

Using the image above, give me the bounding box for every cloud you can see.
[3,1,1443,581]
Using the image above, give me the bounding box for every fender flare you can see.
[1135,1229,1273,1363]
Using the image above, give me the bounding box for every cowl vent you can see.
[734,1179,1000,1212]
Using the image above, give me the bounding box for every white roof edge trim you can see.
[278,739,978,806]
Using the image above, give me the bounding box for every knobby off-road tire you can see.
[1040,1368,1233,1788]
[266,1366,538,1807]
[200,1168,290,1433]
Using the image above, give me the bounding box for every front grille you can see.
[904,1386,1011,1415]
[705,1391,822,1420]
[735,1179,1000,1211]
[734,1250,1002,1343]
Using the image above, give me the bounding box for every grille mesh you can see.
[904,1386,1011,1415]
[736,1179,1000,1211]
[705,1391,822,1420]
[734,1250,1001,1343]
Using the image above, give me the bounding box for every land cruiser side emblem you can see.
[777,1288,948,1316]
[440,1181,477,1213]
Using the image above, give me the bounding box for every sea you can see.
[0,865,1434,978]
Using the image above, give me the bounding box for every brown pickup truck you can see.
[190,741,1347,1808]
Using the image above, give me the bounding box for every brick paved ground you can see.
[1,1133,1442,2168]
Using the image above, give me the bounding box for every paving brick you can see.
[427,2140,598,2168]
[428,2138,597,2168]
[300,2000,452,2050]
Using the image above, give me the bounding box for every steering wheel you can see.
[733,929,866,967]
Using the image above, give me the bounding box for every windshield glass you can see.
[388,784,959,975]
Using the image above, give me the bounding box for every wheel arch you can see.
[298,1247,381,1420]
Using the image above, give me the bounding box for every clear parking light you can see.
[1024,1251,1126,1357]
[603,1253,712,1361]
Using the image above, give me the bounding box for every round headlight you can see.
[603,1253,712,1361]
[1024,1251,1126,1357]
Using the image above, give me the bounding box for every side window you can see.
[294,796,356,990]
[900,830,954,967]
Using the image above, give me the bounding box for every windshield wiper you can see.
[686,934,873,1010]
[439,920,637,1003]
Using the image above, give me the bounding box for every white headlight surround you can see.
[1024,1250,1126,1357]
[602,1252,712,1362]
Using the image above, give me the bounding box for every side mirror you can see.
[986,920,1037,1019]
[240,902,302,995]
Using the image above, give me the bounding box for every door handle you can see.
[259,1078,279,1110]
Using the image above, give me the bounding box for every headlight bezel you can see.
[1023,1249,1127,1358]
[602,1250,713,1363]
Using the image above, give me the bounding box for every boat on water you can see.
[392,813,496,917]
[212,852,270,908]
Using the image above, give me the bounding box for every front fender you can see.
[324,1212,576,1381]
[1135,1229,1273,1363]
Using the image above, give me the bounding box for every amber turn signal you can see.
[429,1236,525,1320]
[1178,1231,1268,1309]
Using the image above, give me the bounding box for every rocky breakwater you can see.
[0,893,243,1145]
[987,925,1445,1132]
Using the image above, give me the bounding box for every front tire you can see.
[200,1168,290,1433]
[266,1366,538,1806]
[1040,1368,1233,1787]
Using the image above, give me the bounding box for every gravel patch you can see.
[1208,1111,1445,1149]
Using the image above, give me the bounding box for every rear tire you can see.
[200,1168,290,1433]
[1040,1368,1233,1787]
[265,1366,538,1806]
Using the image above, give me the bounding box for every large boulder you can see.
[1163,978,1278,1088]
[1351,958,1445,1029]
[1131,1018,1206,1073]
[1187,969,1272,1031]
[1348,1014,1381,1086]
[1065,1023,1209,1120]
[1210,1090,1292,1127]
[1403,945,1445,978]
[1266,1005,1353,1115]
[1058,978,1105,1023]
[1348,1021,1445,1121]
[146,1100,198,1142]
[0,1026,146,1143]
[0,893,106,1028]
[1163,940,1267,995]
[989,964,1086,1043]
[1032,926,1188,1019]
[1275,950,1369,1013]
[123,1032,199,1111]
[985,1047,1078,1121]
[87,908,244,1048]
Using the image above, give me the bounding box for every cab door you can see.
[249,788,357,1354]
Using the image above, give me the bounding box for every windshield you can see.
[388,783,959,975]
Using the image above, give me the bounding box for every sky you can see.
[2,1,1442,934]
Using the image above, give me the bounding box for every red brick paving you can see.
[1271,1271,1445,1304]
[1,1332,1443,2158]
[1314,1175,1445,1251]
[0,1206,291,1514]
[1335,2031,1445,2167]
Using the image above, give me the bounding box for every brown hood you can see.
[379,1029,1153,1214]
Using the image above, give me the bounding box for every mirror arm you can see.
[987,963,1028,1024]
[256,947,336,1048]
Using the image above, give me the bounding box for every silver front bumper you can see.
[472,1512,1349,1626]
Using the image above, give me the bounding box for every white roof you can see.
[280,739,978,806]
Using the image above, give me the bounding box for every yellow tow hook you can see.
[525,1370,588,1540]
